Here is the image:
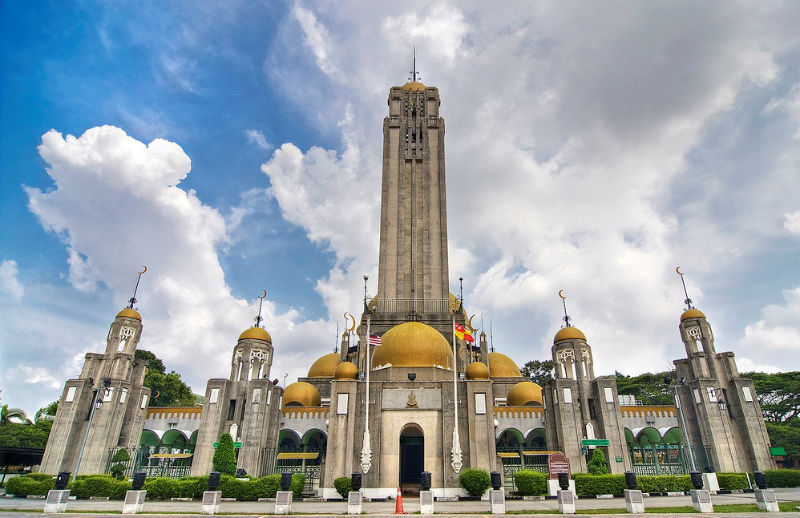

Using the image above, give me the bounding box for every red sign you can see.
[548,453,570,479]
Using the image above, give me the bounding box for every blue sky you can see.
[2,1,800,415]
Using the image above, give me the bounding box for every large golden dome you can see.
[238,326,272,342]
[401,81,426,92]
[488,352,523,377]
[308,353,340,377]
[371,322,453,369]
[507,381,543,406]
[282,382,321,408]
[117,308,141,321]
[680,308,706,321]
[554,326,586,342]
[334,361,358,380]
[466,361,489,380]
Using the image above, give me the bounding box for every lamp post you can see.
[673,378,697,472]
[73,378,112,482]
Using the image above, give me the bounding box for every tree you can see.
[587,448,609,475]
[744,371,800,423]
[614,371,676,405]
[135,349,195,407]
[110,448,131,479]
[0,405,31,425]
[213,433,237,476]
[34,401,58,423]
[521,360,555,386]
[0,420,52,448]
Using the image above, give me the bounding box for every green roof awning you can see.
[770,446,786,456]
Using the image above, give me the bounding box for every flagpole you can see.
[360,317,372,473]
[451,317,463,473]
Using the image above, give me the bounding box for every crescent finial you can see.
[139,265,147,274]
[259,289,267,300]
[675,266,682,275]
[558,289,565,299]
[344,312,356,332]
[467,314,477,332]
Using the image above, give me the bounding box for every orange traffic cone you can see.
[395,487,405,514]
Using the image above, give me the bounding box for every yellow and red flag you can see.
[454,322,475,343]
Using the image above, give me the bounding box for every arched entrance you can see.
[399,424,424,496]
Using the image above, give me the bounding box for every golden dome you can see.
[507,381,544,407]
[680,308,706,321]
[334,361,358,380]
[401,81,426,92]
[488,352,523,378]
[371,322,453,369]
[554,326,586,342]
[238,326,272,342]
[282,381,321,408]
[466,361,489,380]
[308,353,340,378]
[116,308,141,321]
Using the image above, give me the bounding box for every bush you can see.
[25,473,55,482]
[5,475,53,496]
[765,469,800,488]
[175,477,206,499]
[110,448,130,480]
[459,468,491,497]
[253,475,281,498]
[717,472,749,491]
[213,433,237,476]
[142,477,178,500]
[334,476,352,498]
[573,474,625,497]
[290,473,306,498]
[71,475,129,499]
[513,470,547,495]
[637,474,692,493]
[587,449,610,475]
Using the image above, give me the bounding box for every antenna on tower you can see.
[490,320,494,352]
[676,266,694,309]
[458,276,464,312]
[128,266,147,308]
[334,319,339,354]
[254,290,267,328]
[408,46,421,82]
[558,290,571,327]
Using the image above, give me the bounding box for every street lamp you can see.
[72,378,112,482]
[673,377,697,472]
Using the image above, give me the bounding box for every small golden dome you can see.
[401,81,426,92]
[308,353,340,378]
[371,322,453,369]
[680,308,706,321]
[282,381,321,408]
[238,326,272,342]
[507,381,544,406]
[116,308,141,321]
[554,326,586,342]
[488,352,523,378]
[334,361,358,380]
[466,361,489,380]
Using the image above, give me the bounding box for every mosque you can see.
[40,76,775,498]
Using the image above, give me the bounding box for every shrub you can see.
[587,449,610,475]
[213,433,237,476]
[253,474,281,498]
[110,448,130,480]
[175,477,206,499]
[717,472,749,491]
[459,468,491,497]
[637,474,692,493]
[291,473,306,498]
[573,474,625,497]
[25,473,55,482]
[218,474,241,499]
[71,475,129,499]
[513,470,547,496]
[765,469,800,488]
[142,477,178,500]
[6,475,52,496]
[334,476,352,498]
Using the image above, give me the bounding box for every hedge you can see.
[140,473,305,500]
[637,474,692,493]
[765,469,800,488]
[5,475,53,496]
[71,475,130,499]
[333,476,352,498]
[573,474,625,497]
[459,468,491,497]
[513,470,548,496]
[717,472,749,491]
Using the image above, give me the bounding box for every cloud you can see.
[738,286,800,358]
[245,129,271,150]
[382,4,469,61]
[785,211,800,236]
[0,260,24,300]
[292,5,338,77]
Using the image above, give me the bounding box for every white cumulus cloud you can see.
[0,260,24,300]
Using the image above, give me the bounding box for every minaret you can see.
[672,268,774,472]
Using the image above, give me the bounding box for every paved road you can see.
[1,488,799,516]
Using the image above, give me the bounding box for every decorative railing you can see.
[372,298,451,314]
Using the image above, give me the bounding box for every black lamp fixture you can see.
[717,392,726,412]
[408,372,416,381]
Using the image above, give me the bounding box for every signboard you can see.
[547,453,570,479]
[213,441,243,448]
[581,439,610,446]
[770,446,786,456]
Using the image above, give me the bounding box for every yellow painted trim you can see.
[277,452,320,460]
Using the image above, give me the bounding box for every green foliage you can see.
[636,474,692,493]
[334,476,352,498]
[613,370,676,405]
[34,401,58,423]
[716,472,749,491]
[0,404,32,425]
[572,474,625,497]
[24,473,55,482]
[111,448,131,463]
[458,468,491,497]
[142,477,178,500]
[290,473,306,498]
[5,475,54,496]
[513,470,547,495]
[212,433,237,476]
[587,449,609,475]
[765,469,800,487]
[71,475,130,499]
[109,448,131,479]
[0,419,53,448]
[135,349,195,407]
[744,371,800,423]
[766,422,800,457]
[520,360,555,386]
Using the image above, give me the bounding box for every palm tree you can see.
[0,404,32,425]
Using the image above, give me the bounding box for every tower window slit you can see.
[227,400,236,421]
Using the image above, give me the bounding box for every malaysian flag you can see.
[368,333,382,346]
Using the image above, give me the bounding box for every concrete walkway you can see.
[1,488,799,516]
